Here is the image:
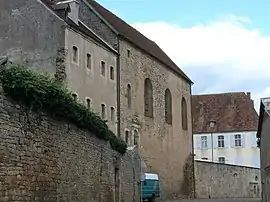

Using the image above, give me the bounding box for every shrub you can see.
[0,64,127,154]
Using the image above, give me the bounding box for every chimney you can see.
[247,92,251,99]
[55,0,79,25]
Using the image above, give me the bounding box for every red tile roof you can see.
[87,0,192,83]
[192,92,258,134]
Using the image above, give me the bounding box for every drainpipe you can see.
[116,38,121,137]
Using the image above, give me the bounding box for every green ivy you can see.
[0,64,127,154]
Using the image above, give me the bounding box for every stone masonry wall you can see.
[0,0,66,77]
[259,115,270,202]
[0,90,139,202]
[118,39,193,200]
[195,160,261,199]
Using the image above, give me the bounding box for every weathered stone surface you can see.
[0,92,139,202]
[195,160,261,199]
[0,0,66,76]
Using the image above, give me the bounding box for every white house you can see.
[192,92,260,168]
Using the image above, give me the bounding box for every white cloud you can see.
[131,15,270,111]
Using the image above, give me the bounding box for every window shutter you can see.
[213,135,218,148]
[207,136,211,149]
[194,136,201,149]
[230,135,235,148]
[242,134,246,148]
[251,133,257,148]
[224,135,230,148]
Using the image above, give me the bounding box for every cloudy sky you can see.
[97,0,270,111]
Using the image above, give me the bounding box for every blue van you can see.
[141,173,160,202]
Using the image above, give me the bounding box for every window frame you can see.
[86,53,91,70]
[72,46,78,64]
[218,135,225,148]
[101,61,106,76]
[201,136,208,149]
[234,134,242,147]
[218,157,225,163]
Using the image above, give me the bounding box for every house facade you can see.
[192,92,259,167]
[257,97,270,202]
[0,0,194,200]
[85,0,194,199]
[0,0,118,132]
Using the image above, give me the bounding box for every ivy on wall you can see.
[0,64,127,154]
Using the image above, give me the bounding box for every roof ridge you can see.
[192,92,247,96]
[86,0,192,83]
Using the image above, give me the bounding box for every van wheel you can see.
[149,194,156,202]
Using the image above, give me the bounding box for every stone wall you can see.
[259,114,270,202]
[0,91,139,202]
[0,0,66,76]
[118,39,193,200]
[195,160,261,199]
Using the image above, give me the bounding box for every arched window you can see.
[165,88,172,124]
[127,84,131,108]
[181,97,188,130]
[144,78,153,117]
[134,130,139,146]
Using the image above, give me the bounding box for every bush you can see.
[0,64,127,154]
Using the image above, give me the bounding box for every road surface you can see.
[163,198,261,202]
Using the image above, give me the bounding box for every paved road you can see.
[163,198,261,202]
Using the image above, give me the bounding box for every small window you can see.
[201,157,208,160]
[86,98,91,109]
[218,135,225,148]
[101,104,106,119]
[218,157,225,163]
[110,66,114,80]
[134,130,139,146]
[110,107,115,122]
[125,131,129,144]
[234,134,242,147]
[101,61,106,76]
[127,84,131,108]
[201,136,208,149]
[72,46,78,63]
[72,93,78,101]
[127,49,130,58]
[86,53,91,69]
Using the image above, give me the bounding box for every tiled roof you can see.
[86,0,192,83]
[192,92,258,134]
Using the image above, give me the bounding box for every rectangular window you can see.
[218,157,225,164]
[110,107,115,122]
[134,130,139,146]
[125,131,129,144]
[201,136,208,149]
[234,134,242,147]
[72,46,78,63]
[218,135,225,148]
[86,53,91,69]
[110,66,114,80]
[127,49,130,58]
[101,104,106,119]
[101,61,106,76]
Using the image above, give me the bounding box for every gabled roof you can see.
[86,0,192,83]
[41,0,117,54]
[192,92,258,134]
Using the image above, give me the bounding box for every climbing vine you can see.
[0,64,127,154]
